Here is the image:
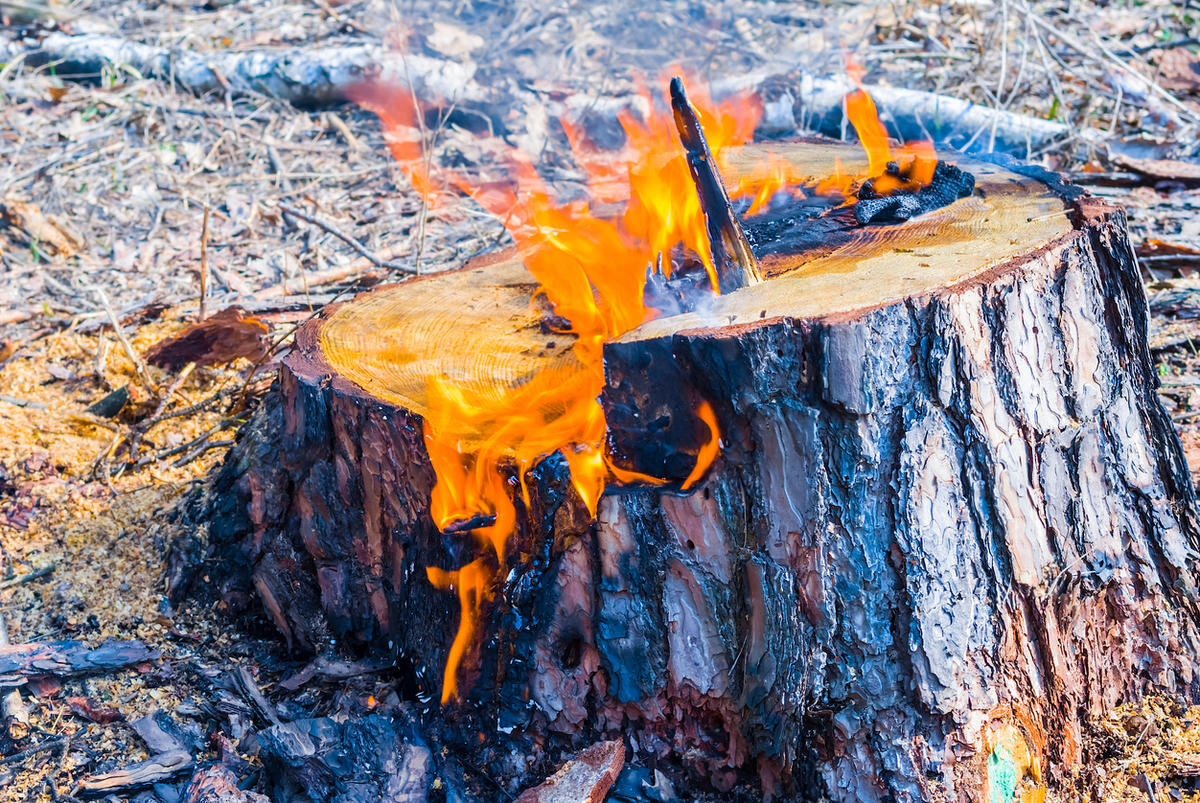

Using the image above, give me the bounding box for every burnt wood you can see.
[173,156,1200,801]
[669,76,762,294]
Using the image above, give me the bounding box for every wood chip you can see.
[515,740,626,803]
[0,199,84,257]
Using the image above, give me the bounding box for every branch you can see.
[12,33,486,108]
[277,203,417,274]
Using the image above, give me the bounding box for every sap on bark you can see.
[173,142,1200,802]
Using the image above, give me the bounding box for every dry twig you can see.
[277,202,417,274]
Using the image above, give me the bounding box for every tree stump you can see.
[175,141,1200,801]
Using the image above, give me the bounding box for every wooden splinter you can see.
[668,76,763,294]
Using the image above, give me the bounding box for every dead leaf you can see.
[144,307,270,371]
[26,677,61,698]
[0,200,84,258]
[47,86,68,103]
[1158,48,1200,94]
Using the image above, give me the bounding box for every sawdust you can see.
[0,311,256,799]
[1088,697,1200,801]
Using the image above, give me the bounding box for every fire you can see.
[827,58,938,197]
[352,63,935,705]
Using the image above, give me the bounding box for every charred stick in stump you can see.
[668,76,762,294]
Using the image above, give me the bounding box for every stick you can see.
[126,362,196,465]
[0,564,55,590]
[257,253,396,298]
[198,205,209,322]
[669,77,761,294]
[171,438,234,468]
[277,203,417,274]
[93,287,157,397]
[0,737,67,768]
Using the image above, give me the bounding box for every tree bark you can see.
[173,144,1200,801]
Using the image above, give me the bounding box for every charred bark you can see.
[173,182,1200,800]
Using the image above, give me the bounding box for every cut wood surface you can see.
[315,141,1070,419]
[178,141,1200,801]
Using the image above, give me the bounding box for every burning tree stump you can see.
[176,141,1200,801]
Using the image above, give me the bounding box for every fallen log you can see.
[9,33,1097,160]
[799,74,1094,156]
[176,139,1200,801]
[12,33,485,108]
[715,71,1102,158]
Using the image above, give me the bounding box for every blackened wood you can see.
[182,764,269,803]
[75,750,193,798]
[175,186,1200,800]
[0,639,158,687]
[257,715,431,802]
[669,76,762,294]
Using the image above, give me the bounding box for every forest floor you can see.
[2,0,1200,800]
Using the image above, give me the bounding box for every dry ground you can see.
[2,0,1200,800]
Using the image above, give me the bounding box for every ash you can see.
[642,256,717,318]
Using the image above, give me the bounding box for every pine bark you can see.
[174,193,1200,801]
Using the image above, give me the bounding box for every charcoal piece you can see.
[131,710,202,755]
[257,714,430,803]
[0,638,159,687]
[854,160,976,224]
[85,385,128,418]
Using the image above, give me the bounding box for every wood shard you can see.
[668,76,761,294]
[0,638,159,687]
[515,740,626,803]
[76,749,193,797]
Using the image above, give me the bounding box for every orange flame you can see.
[426,559,491,703]
[831,57,938,197]
[353,73,880,704]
